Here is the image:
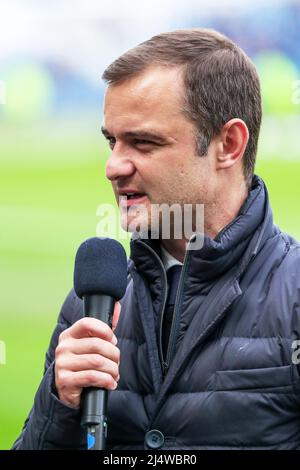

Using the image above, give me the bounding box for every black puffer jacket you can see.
[13,176,300,450]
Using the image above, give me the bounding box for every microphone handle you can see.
[81,294,115,450]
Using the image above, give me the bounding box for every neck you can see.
[160,239,187,263]
[160,181,249,262]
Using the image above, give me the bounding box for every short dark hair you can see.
[102,28,262,187]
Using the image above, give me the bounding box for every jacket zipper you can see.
[139,235,196,378]
[163,236,195,376]
[138,241,168,376]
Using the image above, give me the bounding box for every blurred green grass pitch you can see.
[0,124,299,449]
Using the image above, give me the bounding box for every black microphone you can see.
[73,237,127,450]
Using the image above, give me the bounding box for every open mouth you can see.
[126,192,145,200]
[119,192,147,207]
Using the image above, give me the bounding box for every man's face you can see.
[103,65,217,235]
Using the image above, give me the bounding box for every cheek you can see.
[138,154,194,195]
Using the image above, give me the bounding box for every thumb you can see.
[112,301,121,332]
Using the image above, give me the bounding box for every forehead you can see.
[103,66,186,132]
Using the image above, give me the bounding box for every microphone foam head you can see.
[74,237,128,300]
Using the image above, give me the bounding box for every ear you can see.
[216,119,249,170]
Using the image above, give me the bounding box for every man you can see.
[14,29,300,450]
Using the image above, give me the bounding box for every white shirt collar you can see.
[160,244,183,272]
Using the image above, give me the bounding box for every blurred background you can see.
[0,0,299,449]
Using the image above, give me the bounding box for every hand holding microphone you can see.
[54,313,121,408]
[54,237,127,449]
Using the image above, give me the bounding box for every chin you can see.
[121,214,152,235]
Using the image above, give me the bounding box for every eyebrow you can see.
[101,126,168,144]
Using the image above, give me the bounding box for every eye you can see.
[133,139,156,147]
[107,137,116,149]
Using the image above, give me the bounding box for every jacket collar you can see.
[129,175,275,286]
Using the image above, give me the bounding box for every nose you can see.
[105,148,136,181]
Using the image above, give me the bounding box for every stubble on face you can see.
[103,65,215,238]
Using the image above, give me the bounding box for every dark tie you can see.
[162,265,182,360]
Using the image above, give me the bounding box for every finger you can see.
[58,354,119,380]
[58,369,118,391]
[60,317,117,343]
[56,337,120,364]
